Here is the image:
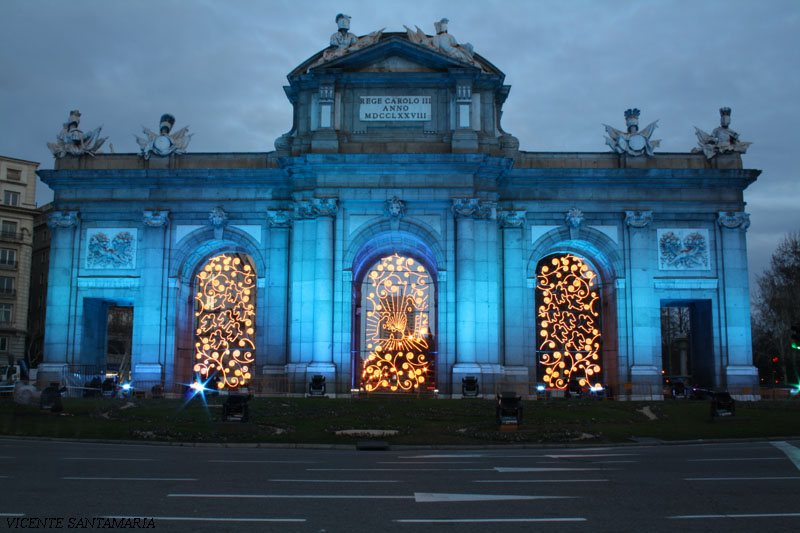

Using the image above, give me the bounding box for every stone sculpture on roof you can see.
[693,107,751,159]
[320,14,384,63]
[404,18,477,66]
[47,110,108,158]
[135,114,192,160]
[604,108,660,157]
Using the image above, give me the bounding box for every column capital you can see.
[498,210,526,229]
[717,211,750,231]
[266,210,292,228]
[452,198,495,220]
[46,210,79,229]
[142,210,169,228]
[625,210,653,229]
[293,198,338,220]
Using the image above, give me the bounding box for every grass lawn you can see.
[2,395,799,446]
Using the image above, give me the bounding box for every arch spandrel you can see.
[526,226,623,284]
[169,227,267,284]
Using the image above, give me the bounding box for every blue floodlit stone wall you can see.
[36,34,761,397]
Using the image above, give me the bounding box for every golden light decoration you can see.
[194,254,256,389]
[361,254,433,392]
[536,254,602,390]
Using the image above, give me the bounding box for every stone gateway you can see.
[37,17,760,399]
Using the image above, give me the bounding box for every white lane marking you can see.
[169,493,413,500]
[668,512,800,519]
[62,477,197,481]
[414,493,573,503]
[772,441,800,471]
[544,454,636,458]
[209,460,315,464]
[591,460,637,464]
[473,479,609,483]
[268,479,401,483]
[394,518,586,523]
[378,461,478,464]
[688,457,784,462]
[62,457,154,461]
[0,513,24,517]
[104,516,305,522]
[495,467,610,472]
[685,477,800,481]
[308,468,492,471]
[399,454,485,458]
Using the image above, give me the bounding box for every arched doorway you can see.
[535,253,603,390]
[354,253,436,392]
[190,253,256,390]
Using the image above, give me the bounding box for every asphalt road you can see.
[0,438,799,532]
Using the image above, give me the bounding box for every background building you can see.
[0,155,38,369]
[36,26,759,398]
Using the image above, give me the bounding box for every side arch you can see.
[526,226,623,388]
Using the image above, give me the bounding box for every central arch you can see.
[349,226,441,392]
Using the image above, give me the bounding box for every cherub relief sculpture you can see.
[135,114,192,159]
[693,107,751,159]
[404,18,477,66]
[604,108,660,157]
[47,110,108,158]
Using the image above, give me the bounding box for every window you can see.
[0,249,17,267]
[0,277,13,295]
[1,221,16,238]
[6,169,21,181]
[0,337,7,352]
[0,304,12,323]
[3,191,19,207]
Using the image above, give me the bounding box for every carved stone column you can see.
[452,199,477,369]
[499,211,526,375]
[264,211,292,374]
[624,210,660,396]
[135,210,170,384]
[40,211,80,384]
[717,211,757,394]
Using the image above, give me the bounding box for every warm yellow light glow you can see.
[537,254,601,390]
[361,254,432,391]
[193,254,256,389]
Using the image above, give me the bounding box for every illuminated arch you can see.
[193,253,256,389]
[536,253,602,390]
[358,253,435,392]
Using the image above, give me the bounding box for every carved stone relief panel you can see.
[657,228,710,270]
[86,228,138,269]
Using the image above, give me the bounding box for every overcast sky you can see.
[0,0,798,288]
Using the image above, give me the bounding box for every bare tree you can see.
[752,232,800,384]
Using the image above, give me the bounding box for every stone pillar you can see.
[451,82,479,151]
[453,200,476,366]
[624,210,661,398]
[134,210,170,384]
[40,210,80,385]
[312,199,337,367]
[499,211,527,382]
[264,211,292,375]
[717,212,758,397]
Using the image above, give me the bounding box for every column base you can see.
[726,365,760,400]
[451,363,505,398]
[287,362,338,397]
[628,365,662,401]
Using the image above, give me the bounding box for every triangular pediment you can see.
[290,34,502,78]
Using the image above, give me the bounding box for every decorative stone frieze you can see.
[142,210,169,228]
[293,198,338,220]
[657,229,711,270]
[86,228,137,269]
[266,210,292,228]
[625,210,653,229]
[451,198,495,220]
[209,207,228,239]
[498,210,526,228]
[565,207,584,229]
[717,211,750,231]
[383,197,406,219]
[46,210,80,229]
